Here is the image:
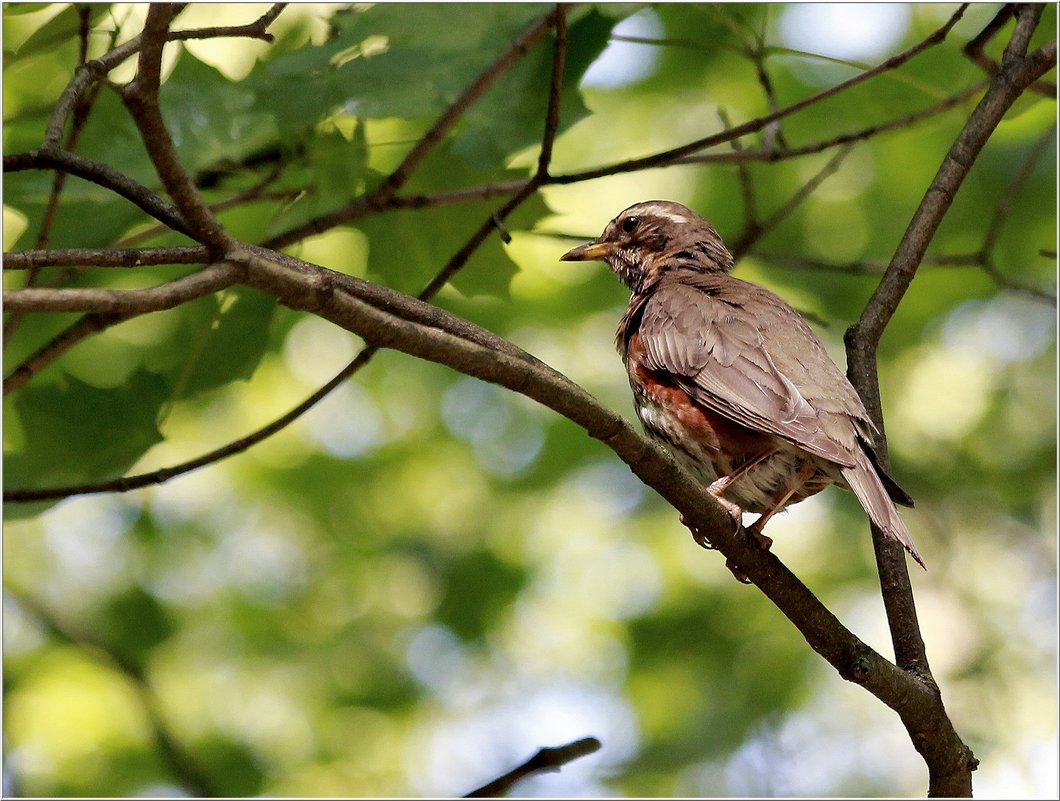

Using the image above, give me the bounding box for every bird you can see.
[560,200,923,580]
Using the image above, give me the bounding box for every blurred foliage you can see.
[2,3,1056,798]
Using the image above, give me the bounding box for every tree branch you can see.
[118,4,234,252]
[197,246,979,764]
[2,261,242,315]
[463,736,601,797]
[550,4,969,184]
[964,3,1057,97]
[730,143,854,260]
[3,245,209,270]
[844,6,1053,795]
[980,121,1056,259]
[675,80,988,167]
[3,5,574,501]
[4,311,134,397]
[4,149,190,236]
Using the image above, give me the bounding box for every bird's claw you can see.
[680,513,716,550]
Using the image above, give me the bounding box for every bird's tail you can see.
[841,449,925,569]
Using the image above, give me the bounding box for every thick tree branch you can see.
[844,6,1053,796]
[191,247,976,761]
[3,245,209,270]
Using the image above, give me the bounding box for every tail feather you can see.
[861,437,914,507]
[841,450,925,569]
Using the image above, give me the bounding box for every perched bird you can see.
[561,200,923,579]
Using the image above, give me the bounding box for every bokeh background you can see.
[3,3,1056,797]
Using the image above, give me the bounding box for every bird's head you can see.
[560,200,734,291]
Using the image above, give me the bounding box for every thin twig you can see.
[35,6,97,251]
[168,2,286,43]
[4,149,190,236]
[551,4,969,184]
[2,262,242,314]
[4,312,133,397]
[719,108,759,243]
[731,143,855,260]
[120,5,233,252]
[981,122,1056,257]
[676,80,988,167]
[463,737,602,797]
[43,4,286,148]
[535,5,569,179]
[115,165,289,248]
[755,251,1057,304]
[4,9,109,348]
[1,245,217,396]
[963,3,1056,97]
[3,5,573,502]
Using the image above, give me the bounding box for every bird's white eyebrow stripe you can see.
[631,203,689,224]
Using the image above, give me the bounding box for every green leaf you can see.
[94,585,175,672]
[4,370,168,516]
[330,4,550,120]
[452,9,615,169]
[167,286,276,400]
[352,177,548,299]
[161,54,280,175]
[5,4,111,64]
[434,550,526,641]
[189,735,265,797]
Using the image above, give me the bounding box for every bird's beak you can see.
[560,239,616,262]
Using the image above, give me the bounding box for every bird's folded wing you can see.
[637,282,856,468]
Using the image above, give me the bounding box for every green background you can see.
[3,3,1056,796]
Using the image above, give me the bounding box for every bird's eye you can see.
[621,215,640,233]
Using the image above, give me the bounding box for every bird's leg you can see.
[710,450,779,572]
[747,460,818,548]
[706,448,778,499]
[683,450,780,584]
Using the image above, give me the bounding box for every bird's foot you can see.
[716,520,775,585]
[707,479,746,525]
[680,513,720,550]
[747,523,773,551]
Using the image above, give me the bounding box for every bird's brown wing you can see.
[636,277,858,468]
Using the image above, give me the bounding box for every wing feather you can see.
[637,280,856,467]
